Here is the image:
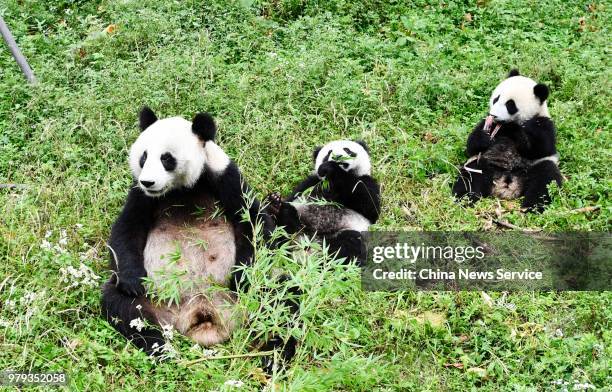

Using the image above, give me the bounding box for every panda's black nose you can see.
[140,180,155,188]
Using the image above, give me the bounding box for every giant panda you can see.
[265,140,381,263]
[101,107,295,364]
[452,69,562,212]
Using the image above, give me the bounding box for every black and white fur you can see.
[452,70,562,212]
[266,140,380,263]
[101,108,294,367]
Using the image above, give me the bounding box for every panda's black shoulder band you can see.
[192,112,216,141]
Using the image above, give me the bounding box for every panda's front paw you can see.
[317,161,341,179]
[264,192,282,218]
[117,270,146,297]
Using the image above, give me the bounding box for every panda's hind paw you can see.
[264,192,282,218]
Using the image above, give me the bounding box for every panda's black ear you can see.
[355,140,369,152]
[139,106,158,131]
[508,69,520,77]
[533,83,549,103]
[192,112,216,141]
[312,146,322,161]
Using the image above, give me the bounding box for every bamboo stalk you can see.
[182,350,276,366]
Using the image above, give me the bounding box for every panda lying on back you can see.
[453,70,562,212]
[266,140,380,263]
[101,107,295,363]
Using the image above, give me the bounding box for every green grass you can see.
[0,0,610,390]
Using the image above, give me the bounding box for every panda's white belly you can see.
[143,216,236,290]
[142,202,240,347]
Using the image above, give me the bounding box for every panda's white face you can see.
[488,75,549,124]
[314,140,371,177]
[129,117,206,197]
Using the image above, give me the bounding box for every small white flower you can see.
[136,304,142,311]
[554,328,564,338]
[202,348,218,357]
[593,343,603,356]
[159,342,178,360]
[162,324,174,340]
[151,342,162,354]
[21,291,36,304]
[41,240,52,250]
[57,229,68,246]
[224,380,244,388]
[53,244,67,253]
[59,263,100,289]
[573,383,595,390]
[45,230,53,238]
[129,317,145,332]
[75,224,83,229]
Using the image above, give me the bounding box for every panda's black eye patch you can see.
[492,95,500,104]
[139,151,147,168]
[160,152,177,171]
[343,147,357,157]
[322,150,332,163]
[505,99,518,115]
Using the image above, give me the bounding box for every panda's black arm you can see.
[466,119,492,156]
[518,116,557,159]
[108,186,157,297]
[322,163,381,223]
[349,175,381,223]
[286,175,321,201]
[206,161,263,225]
[206,162,277,290]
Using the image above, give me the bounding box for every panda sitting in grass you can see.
[266,140,381,264]
[452,69,562,212]
[101,107,296,366]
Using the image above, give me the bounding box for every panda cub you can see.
[452,69,562,212]
[101,107,280,355]
[266,140,380,263]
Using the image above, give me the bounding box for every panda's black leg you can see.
[101,280,165,355]
[521,161,562,212]
[260,276,301,375]
[275,202,304,235]
[325,230,366,266]
[261,335,298,375]
[452,165,487,204]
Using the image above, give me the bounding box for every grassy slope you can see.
[0,0,610,390]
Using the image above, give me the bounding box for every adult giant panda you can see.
[101,107,295,363]
[452,70,562,212]
[266,140,381,263]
